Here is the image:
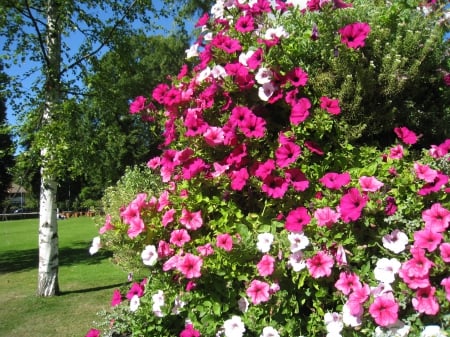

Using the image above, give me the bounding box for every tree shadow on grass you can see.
[60,282,128,295]
[0,241,112,274]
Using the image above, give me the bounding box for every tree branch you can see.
[60,0,138,77]
[24,0,49,67]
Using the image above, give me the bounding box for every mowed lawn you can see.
[0,216,128,337]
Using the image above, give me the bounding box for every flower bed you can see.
[87,1,450,336]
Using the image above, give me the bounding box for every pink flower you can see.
[388,145,404,159]
[99,214,115,234]
[418,173,449,196]
[261,175,289,199]
[413,229,443,252]
[129,96,147,114]
[157,240,174,258]
[255,159,276,180]
[338,22,371,49]
[422,203,450,233]
[314,207,339,227]
[239,114,266,138]
[304,140,324,156]
[320,96,341,115]
[212,33,242,54]
[85,329,101,337]
[441,277,450,301]
[319,172,351,190]
[368,293,399,327]
[246,279,270,305]
[359,176,384,192]
[306,250,334,278]
[335,271,361,295]
[275,141,301,168]
[197,243,214,256]
[339,188,368,223]
[348,283,371,314]
[384,196,397,216]
[170,229,191,247]
[394,126,418,145]
[180,208,203,230]
[257,254,276,276]
[285,207,311,232]
[203,126,225,146]
[162,208,176,227]
[439,242,450,263]
[216,233,233,251]
[290,97,311,125]
[414,163,438,183]
[111,289,122,307]
[412,287,440,315]
[180,323,201,337]
[177,253,203,279]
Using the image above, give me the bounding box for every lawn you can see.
[0,216,128,337]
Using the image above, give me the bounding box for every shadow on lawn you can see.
[0,241,112,274]
[60,282,127,295]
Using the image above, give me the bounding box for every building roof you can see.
[7,183,27,194]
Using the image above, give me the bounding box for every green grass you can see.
[0,217,128,337]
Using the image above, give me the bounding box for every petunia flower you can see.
[141,245,158,266]
[394,126,418,145]
[246,280,271,305]
[256,233,274,253]
[368,293,399,327]
[382,229,409,254]
[338,22,371,49]
[306,250,334,278]
[216,233,233,251]
[285,207,311,232]
[257,254,276,276]
[223,316,246,337]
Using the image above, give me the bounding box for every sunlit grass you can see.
[0,217,128,337]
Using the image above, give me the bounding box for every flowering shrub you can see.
[88,0,450,336]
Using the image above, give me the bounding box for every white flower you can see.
[172,295,186,314]
[260,326,280,337]
[256,232,274,253]
[342,303,362,327]
[212,65,227,79]
[141,245,158,266]
[258,82,276,101]
[255,67,273,85]
[420,325,448,337]
[373,258,401,284]
[324,312,343,334]
[129,294,140,312]
[375,320,410,337]
[152,290,165,306]
[223,315,245,337]
[196,66,212,83]
[238,297,249,313]
[285,0,307,10]
[382,229,409,254]
[287,252,306,272]
[185,43,199,59]
[89,236,101,255]
[211,2,225,18]
[288,232,310,252]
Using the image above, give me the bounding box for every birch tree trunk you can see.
[37,0,61,297]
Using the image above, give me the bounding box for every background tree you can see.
[0,62,15,209]
[0,0,193,297]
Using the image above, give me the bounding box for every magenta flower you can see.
[285,168,309,191]
[126,282,144,300]
[170,229,191,247]
[306,250,334,278]
[413,229,443,252]
[286,67,308,87]
[358,176,384,192]
[441,277,450,301]
[162,208,176,227]
[197,243,214,257]
[339,188,368,223]
[247,48,263,69]
[212,33,242,54]
[216,233,233,251]
[157,240,174,258]
[177,253,203,279]
[418,173,449,196]
[304,140,324,156]
[368,293,399,327]
[129,96,147,114]
[388,144,404,159]
[235,14,255,33]
[246,279,271,305]
[152,83,169,104]
[319,172,351,190]
[230,167,249,191]
[275,141,301,168]
[422,203,450,233]
[99,214,115,234]
[255,159,276,180]
[180,208,203,231]
[384,196,397,216]
[180,323,201,337]
[111,289,122,307]
[85,329,101,337]
[261,175,289,199]
[412,286,440,315]
[338,22,371,49]
[203,126,225,146]
[290,97,311,125]
[394,126,418,145]
[285,207,311,232]
[257,254,276,277]
[320,96,341,115]
[239,114,266,138]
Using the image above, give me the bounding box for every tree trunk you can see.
[37,0,61,297]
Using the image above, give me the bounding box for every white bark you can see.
[37,0,61,297]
